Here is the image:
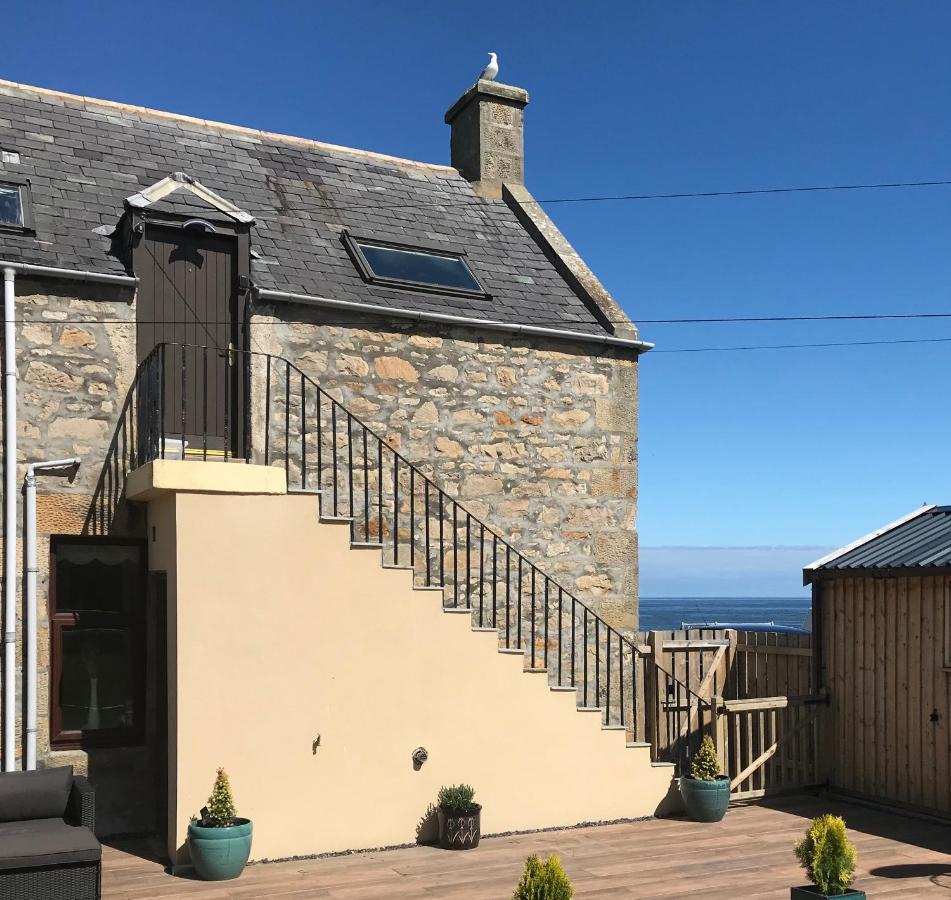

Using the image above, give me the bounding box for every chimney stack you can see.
[445,79,529,199]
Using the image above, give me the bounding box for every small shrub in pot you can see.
[791,814,864,898]
[436,784,481,850]
[187,768,253,880]
[512,853,573,899]
[679,735,730,822]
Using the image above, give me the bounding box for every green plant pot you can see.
[790,888,866,899]
[187,818,253,880]
[680,776,730,822]
[437,804,481,850]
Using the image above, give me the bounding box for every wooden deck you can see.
[102,796,951,898]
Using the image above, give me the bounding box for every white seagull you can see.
[480,52,499,82]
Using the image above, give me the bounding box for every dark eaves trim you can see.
[255,288,654,354]
[0,260,138,287]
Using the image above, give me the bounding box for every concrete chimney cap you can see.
[444,80,529,124]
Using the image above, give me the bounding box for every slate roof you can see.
[0,80,616,336]
[804,505,951,579]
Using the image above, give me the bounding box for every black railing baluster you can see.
[180,344,186,451]
[264,356,271,465]
[331,402,338,516]
[606,627,612,726]
[284,360,290,484]
[478,523,485,626]
[530,567,536,666]
[202,346,208,461]
[301,374,307,490]
[316,390,322,492]
[377,437,383,544]
[410,467,415,569]
[544,578,549,669]
[558,587,563,686]
[492,535,498,629]
[362,427,369,542]
[347,413,354,519]
[223,347,230,462]
[438,491,444,587]
[571,597,576,688]
[517,557,523,650]
[160,343,166,459]
[424,480,431,586]
[465,513,471,610]
[619,634,625,729]
[595,618,600,713]
[505,545,511,648]
[393,455,399,566]
[452,502,458,607]
[583,608,589,706]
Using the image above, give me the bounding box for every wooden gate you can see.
[643,629,825,799]
[723,693,825,799]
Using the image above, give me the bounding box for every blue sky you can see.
[5,1,949,595]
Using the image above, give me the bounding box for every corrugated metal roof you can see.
[807,506,951,577]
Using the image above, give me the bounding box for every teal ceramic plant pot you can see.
[187,818,253,880]
[680,776,730,822]
[790,888,866,899]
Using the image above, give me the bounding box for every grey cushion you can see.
[0,818,100,870]
[0,766,73,822]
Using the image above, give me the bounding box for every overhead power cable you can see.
[653,335,951,354]
[279,178,951,213]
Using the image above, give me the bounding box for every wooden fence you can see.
[639,628,822,799]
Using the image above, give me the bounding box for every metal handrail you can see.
[88,341,712,753]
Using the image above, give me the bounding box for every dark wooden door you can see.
[135,223,246,456]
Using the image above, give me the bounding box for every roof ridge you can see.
[0,78,457,175]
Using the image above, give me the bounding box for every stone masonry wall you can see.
[2,282,639,832]
[1,277,155,833]
[252,302,640,631]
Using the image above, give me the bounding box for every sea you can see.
[639,596,812,633]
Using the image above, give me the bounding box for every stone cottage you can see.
[0,74,661,856]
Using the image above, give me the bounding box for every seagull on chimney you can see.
[480,52,499,82]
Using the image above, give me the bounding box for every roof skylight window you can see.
[0,184,23,228]
[0,179,32,232]
[344,233,488,299]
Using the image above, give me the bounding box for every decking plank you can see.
[102,797,951,898]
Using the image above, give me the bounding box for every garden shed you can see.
[804,504,951,818]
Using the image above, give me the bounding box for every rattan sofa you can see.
[0,766,100,900]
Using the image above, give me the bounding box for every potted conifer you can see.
[512,853,574,899]
[436,784,481,850]
[680,734,730,822]
[187,768,253,880]
[792,814,864,898]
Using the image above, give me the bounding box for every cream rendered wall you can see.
[148,488,672,863]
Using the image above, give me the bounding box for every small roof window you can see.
[0,179,32,232]
[344,233,488,299]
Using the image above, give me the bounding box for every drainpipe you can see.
[3,267,15,772]
[23,458,80,770]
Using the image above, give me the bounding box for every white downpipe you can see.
[23,458,80,770]
[3,267,16,771]
[23,468,36,770]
